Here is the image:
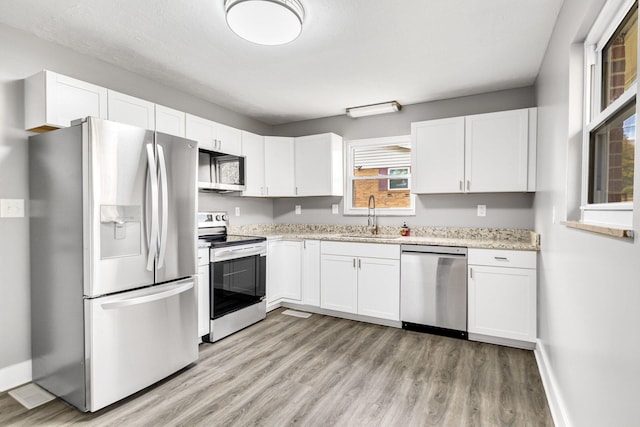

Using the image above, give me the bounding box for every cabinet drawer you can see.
[197,247,210,266]
[321,241,400,259]
[468,248,536,269]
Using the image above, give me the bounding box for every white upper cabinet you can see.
[411,117,465,193]
[242,131,266,197]
[216,123,242,155]
[155,105,186,137]
[107,90,155,130]
[186,114,216,151]
[294,133,343,196]
[465,109,530,192]
[185,114,241,154]
[411,108,537,193]
[25,70,108,132]
[264,136,295,197]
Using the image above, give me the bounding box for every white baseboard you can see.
[0,359,32,392]
[534,340,571,427]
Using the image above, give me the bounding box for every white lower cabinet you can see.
[467,249,537,346]
[196,247,210,339]
[301,240,321,306]
[267,240,302,305]
[320,242,400,321]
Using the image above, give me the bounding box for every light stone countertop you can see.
[228,224,540,251]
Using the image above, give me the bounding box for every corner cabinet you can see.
[294,133,343,196]
[264,136,296,197]
[25,70,108,132]
[266,240,302,307]
[467,248,537,349]
[320,242,400,321]
[411,108,537,193]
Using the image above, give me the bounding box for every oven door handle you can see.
[212,246,265,260]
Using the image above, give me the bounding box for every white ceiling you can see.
[0,0,564,125]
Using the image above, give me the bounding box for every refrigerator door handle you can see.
[100,281,194,310]
[146,143,159,272]
[157,144,169,269]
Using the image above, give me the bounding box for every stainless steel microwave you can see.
[198,149,246,192]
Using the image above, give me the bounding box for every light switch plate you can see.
[295,205,302,215]
[332,204,339,214]
[477,204,486,217]
[1,199,25,218]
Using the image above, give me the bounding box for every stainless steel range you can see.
[198,212,267,342]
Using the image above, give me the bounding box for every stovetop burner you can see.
[199,234,266,248]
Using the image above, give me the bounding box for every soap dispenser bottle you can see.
[400,222,410,236]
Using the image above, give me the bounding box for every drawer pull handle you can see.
[494,257,508,261]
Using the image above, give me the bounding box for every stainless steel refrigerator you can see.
[29,117,198,412]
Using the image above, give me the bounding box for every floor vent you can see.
[282,309,312,319]
[8,383,55,410]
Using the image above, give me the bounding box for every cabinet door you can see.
[320,254,358,314]
[156,105,186,137]
[242,131,266,197]
[264,136,295,197]
[464,109,529,192]
[197,264,210,339]
[25,70,108,131]
[186,114,216,151]
[411,117,465,193]
[357,257,400,320]
[267,240,302,303]
[294,133,343,196]
[216,123,242,155]
[107,90,155,130]
[468,265,536,342]
[302,240,321,307]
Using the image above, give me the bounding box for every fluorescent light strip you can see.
[346,101,402,118]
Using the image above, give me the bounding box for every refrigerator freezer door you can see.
[85,278,198,412]
[155,132,197,284]
[86,118,156,297]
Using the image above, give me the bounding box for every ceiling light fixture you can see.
[346,101,402,118]
[225,0,305,46]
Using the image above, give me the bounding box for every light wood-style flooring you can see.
[0,308,553,426]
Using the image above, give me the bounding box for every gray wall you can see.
[0,23,272,376]
[534,0,640,426]
[272,87,536,229]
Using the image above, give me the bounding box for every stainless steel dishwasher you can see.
[400,245,468,339]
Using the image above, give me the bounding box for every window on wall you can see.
[583,0,638,228]
[344,136,415,216]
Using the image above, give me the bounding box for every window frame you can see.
[581,0,638,228]
[343,135,415,216]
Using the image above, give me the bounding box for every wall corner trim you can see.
[0,359,32,392]
[534,340,572,427]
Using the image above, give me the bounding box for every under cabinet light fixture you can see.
[225,0,305,46]
[346,101,402,118]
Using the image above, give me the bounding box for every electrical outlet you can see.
[332,204,339,214]
[477,205,486,217]
[235,207,240,216]
[0,199,24,218]
[295,205,302,215]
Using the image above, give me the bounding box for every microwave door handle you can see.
[157,144,169,269]
[145,143,159,272]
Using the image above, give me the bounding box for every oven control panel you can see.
[197,211,229,229]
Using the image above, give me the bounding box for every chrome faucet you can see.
[367,194,378,235]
